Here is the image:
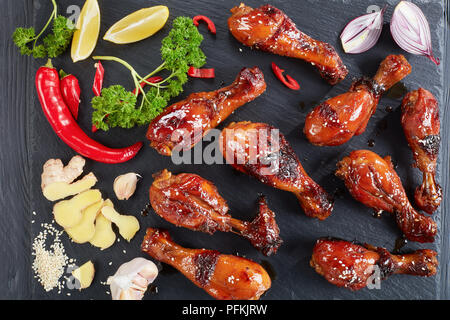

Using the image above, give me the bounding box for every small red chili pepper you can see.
[93,61,105,96]
[132,76,164,95]
[193,15,216,35]
[271,62,300,91]
[36,60,142,164]
[59,70,81,120]
[188,66,215,78]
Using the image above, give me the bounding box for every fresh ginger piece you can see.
[90,199,117,250]
[53,189,102,228]
[41,155,85,190]
[43,172,98,201]
[101,206,140,242]
[72,261,95,290]
[66,200,103,243]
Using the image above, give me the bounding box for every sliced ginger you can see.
[90,199,117,250]
[53,189,102,228]
[72,261,95,290]
[66,200,103,243]
[43,172,98,201]
[101,206,140,242]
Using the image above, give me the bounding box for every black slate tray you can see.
[1,0,449,300]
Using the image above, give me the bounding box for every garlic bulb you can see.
[107,257,158,300]
[113,173,140,200]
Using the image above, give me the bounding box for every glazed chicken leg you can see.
[146,67,266,156]
[304,55,412,146]
[310,238,438,291]
[141,228,271,300]
[401,88,441,214]
[149,169,282,256]
[219,122,334,220]
[228,4,348,84]
[336,150,437,243]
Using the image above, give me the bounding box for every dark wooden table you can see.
[1,0,449,300]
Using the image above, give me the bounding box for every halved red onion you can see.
[340,6,386,54]
[391,1,440,65]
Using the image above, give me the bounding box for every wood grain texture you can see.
[0,0,448,300]
[0,0,33,299]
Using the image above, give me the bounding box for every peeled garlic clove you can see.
[113,173,140,200]
[107,257,158,300]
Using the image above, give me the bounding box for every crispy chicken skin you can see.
[219,121,334,220]
[310,238,438,291]
[149,169,282,256]
[336,150,437,243]
[141,228,271,300]
[304,55,412,146]
[228,3,348,84]
[146,67,266,156]
[401,88,441,214]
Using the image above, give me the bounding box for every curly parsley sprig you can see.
[12,0,74,58]
[91,16,206,131]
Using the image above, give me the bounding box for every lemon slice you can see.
[103,6,169,44]
[71,0,100,62]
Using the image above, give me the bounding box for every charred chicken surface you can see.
[146,67,266,156]
[311,238,438,291]
[219,121,333,220]
[401,88,441,214]
[304,55,412,146]
[149,169,282,256]
[228,3,348,84]
[141,228,271,300]
[336,150,437,243]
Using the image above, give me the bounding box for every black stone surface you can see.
[1,0,449,300]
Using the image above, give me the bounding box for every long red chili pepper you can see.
[271,62,300,91]
[93,61,105,97]
[132,76,164,95]
[59,70,81,120]
[188,66,215,78]
[193,15,216,35]
[36,60,142,164]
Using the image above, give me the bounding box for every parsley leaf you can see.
[12,1,74,59]
[91,16,207,131]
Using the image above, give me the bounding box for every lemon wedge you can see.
[103,6,169,44]
[71,0,100,62]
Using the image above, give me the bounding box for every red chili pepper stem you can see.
[193,15,216,35]
[36,63,142,163]
[271,62,300,91]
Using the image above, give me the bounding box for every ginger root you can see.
[66,200,103,244]
[90,199,117,250]
[41,155,85,190]
[101,206,140,242]
[72,261,95,290]
[53,189,102,228]
[43,172,98,201]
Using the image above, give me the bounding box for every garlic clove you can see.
[107,257,158,300]
[113,173,141,200]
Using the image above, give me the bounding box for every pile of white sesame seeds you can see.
[31,221,76,293]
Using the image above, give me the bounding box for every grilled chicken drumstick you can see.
[401,88,441,214]
[228,4,348,85]
[336,150,437,243]
[310,238,438,291]
[141,228,271,300]
[146,67,266,156]
[149,169,282,256]
[219,122,334,220]
[304,55,412,146]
